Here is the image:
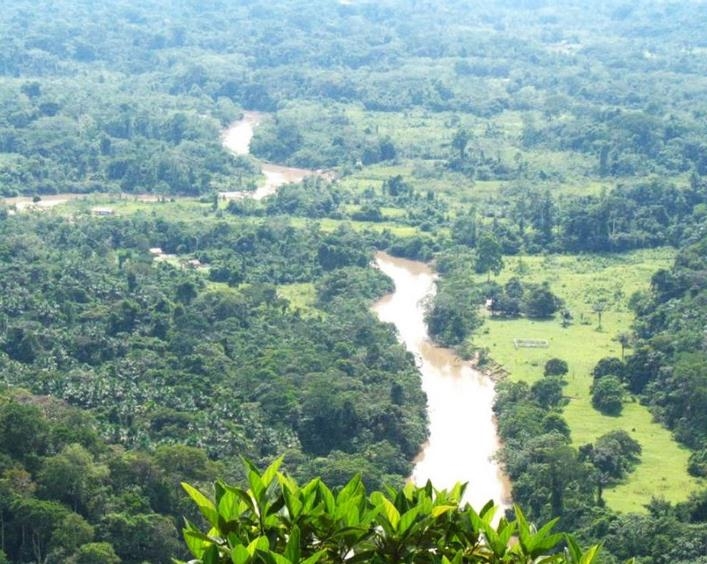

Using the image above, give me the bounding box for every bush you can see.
[522,282,562,318]
[177,458,601,563]
[591,376,625,415]
[592,357,625,380]
[544,358,569,377]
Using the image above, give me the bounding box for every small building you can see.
[92,207,114,216]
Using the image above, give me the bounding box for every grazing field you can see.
[470,249,706,513]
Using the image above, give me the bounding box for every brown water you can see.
[373,252,510,512]
[221,111,314,200]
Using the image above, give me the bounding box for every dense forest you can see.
[1,0,706,562]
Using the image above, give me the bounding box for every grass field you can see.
[469,249,706,513]
[277,282,318,315]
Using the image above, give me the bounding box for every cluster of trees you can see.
[425,247,563,349]
[493,360,707,563]
[0,388,198,562]
[0,78,256,197]
[3,0,707,199]
[0,213,428,502]
[623,230,707,473]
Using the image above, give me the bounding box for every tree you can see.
[451,128,470,160]
[592,301,607,330]
[591,376,625,415]
[0,401,49,465]
[584,430,642,485]
[37,444,108,514]
[523,282,561,319]
[475,232,504,280]
[544,358,569,377]
[67,542,121,564]
[592,357,625,380]
[531,377,566,409]
[616,332,631,360]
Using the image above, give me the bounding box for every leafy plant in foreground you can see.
[177,458,600,563]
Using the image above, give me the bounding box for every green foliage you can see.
[474,232,504,278]
[178,458,600,563]
[591,376,625,416]
[67,542,121,564]
[523,282,562,319]
[544,358,569,377]
[580,430,642,487]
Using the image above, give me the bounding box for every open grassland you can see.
[470,249,706,512]
[277,283,319,315]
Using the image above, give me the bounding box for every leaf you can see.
[398,504,421,535]
[564,534,583,562]
[284,525,301,563]
[183,530,212,558]
[224,484,257,515]
[283,487,303,519]
[580,544,602,564]
[182,483,219,527]
[317,481,335,514]
[431,504,456,518]
[202,544,220,564]
[231,544,250,564]
[379,496,401,531]
[218,489,244,523]
[301,551,327,564]
[246,536,270,556]
[261,456,284,488]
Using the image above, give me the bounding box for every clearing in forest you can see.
[470,248,705,513]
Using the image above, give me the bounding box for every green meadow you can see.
[469,249,706,513]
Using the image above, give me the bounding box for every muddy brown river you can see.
[373,252,510,512]
[225,112,511,511]
[221,111,313,199]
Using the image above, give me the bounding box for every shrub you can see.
[591,376,625,415]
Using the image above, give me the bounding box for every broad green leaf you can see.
[183,530,212,558]
[317,481,335,513]
[231,544,250,564]
[263,553,291,564]
[283,487,304,519]
[246,536,269,556]
[580,544,602,564]
[218,489,244,523]
[564,534,583,562]
[301,551,326,564]
[379,496,401,531]
[224,484,257,515]
[247,470,265,503]
[261,456,284,488]
[284,525,300,563]
[478,499,495,519]
[182,483,219,527]
[431,504,456,518]
[202,544,220,564]
[398,504,421,535]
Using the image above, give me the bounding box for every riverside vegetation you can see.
[1,0,706,562]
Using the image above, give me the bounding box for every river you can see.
[373,253,510,512]
[226,112,510,511]
[221,111,315,200]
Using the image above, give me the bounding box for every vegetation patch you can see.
[470,249,705,512]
